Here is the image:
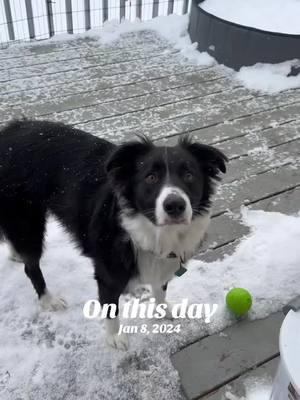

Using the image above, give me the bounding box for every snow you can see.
[245,385,272,400]
[236,61,300,94]
[200,0,300,34]
[225,378,272,399]
[1,209,300,398]
[99,15,214,67]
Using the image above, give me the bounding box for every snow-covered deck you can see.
[0,31,299,399]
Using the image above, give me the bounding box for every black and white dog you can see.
[0,119,227,350]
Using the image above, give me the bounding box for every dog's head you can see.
[106,136,227,227]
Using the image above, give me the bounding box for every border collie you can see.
[0,119,227,350]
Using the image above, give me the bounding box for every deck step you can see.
[171,312,284,399]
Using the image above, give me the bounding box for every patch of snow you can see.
[100,15,215,67]
[200,0,300,34]
[1,209,300,398]
[245,383,272,400]
[225,377,273,400]
[247,143,275,162]
[235,61,300,94]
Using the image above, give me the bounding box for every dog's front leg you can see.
[153,282,173,319]
[105,315,128,351]
[96,279,129,350]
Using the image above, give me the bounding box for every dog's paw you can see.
[106,333,129,351]
[164,301,174,320]
[9,254,23,263]
[39,291,68,311]
[8,247,23,263]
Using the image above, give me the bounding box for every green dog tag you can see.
[175,265,187,277]
[167,253,187,277]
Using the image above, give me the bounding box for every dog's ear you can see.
[179,136,228,179]
[106,138,153,186]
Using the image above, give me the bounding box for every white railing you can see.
[0,0,190,45]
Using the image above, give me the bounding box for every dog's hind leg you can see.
[7,241,23,263]
[1,205,67,311]
[95,277,129,350]
[0,228,23,262]
[24,254,67,311]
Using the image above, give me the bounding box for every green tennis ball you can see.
[226,288,253,317]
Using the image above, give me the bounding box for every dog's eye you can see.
[184,172,194,182]
[145,173,158,184]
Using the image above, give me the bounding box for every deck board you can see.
[0,78,233,124]
[171,312,283,399]
[202,357,279,400]
[0,69,220,107]
[0,29,299,398]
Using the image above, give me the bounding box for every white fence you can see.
[0,0,190,45]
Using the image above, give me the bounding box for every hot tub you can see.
[270,309,300,399]
[188,0,300,71]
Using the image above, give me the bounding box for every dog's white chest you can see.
[127,250,180,291]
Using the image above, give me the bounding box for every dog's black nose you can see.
[163,195,186,217]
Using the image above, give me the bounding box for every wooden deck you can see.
[0,31,299,399]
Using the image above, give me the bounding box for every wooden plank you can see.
[0,69,220,109]
[199,184,300,258]
[25,0,35,39]
[76,90,300,139]
[0,30,168,61]
[29,86,252,132]
[222,123,300,163]
[200,214,250,254]
[199,185,299,263]
[0,48,180,81]
[144,101,300,146]
[171,312,283,399]
[157,91,299,130]
[0,48,199,86]
[249,186,300,214]
[157,115,300,165]
[3,0,15,41]
[223,137,300,184]
[0,78,233,125]
[200,240,240,263]
[203,357,279,400]
[0,52,201,92]
[0,40,172,70]
[214,164,300,215]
